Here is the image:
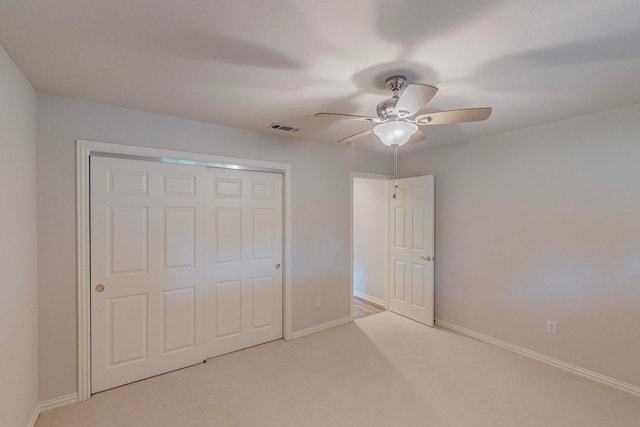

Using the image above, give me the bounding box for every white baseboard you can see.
[290,317,351,339]
[435,318,640,397]
[353,291,386,308]
[27,404,40,427]
[39,392,79,414]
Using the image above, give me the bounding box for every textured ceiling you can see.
[1,0,640,153]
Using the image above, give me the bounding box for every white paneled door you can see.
[207,168,283,357]
[90,156,282,393]
[389,175,435,326]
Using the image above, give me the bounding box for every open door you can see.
[389,175,435,326]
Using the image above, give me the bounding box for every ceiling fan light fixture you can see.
[315,75,491,145]
[373,121,418,147]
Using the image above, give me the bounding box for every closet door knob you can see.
[95,284,105,292]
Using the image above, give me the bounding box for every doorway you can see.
[351,172,435,325]
[351,174,389,319]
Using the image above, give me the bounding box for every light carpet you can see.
[37,312,640,426]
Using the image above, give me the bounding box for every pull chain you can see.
[392,144,398,199]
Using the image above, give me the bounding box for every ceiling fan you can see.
[315,75,492,147]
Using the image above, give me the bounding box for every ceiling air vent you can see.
[269,123,300,133]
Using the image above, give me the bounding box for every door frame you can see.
[76,139,293,401]
[349,171,391,320]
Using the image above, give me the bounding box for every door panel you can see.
[108,169,148,195]
[394,260,406,301]
[207,168,283,358]
[211,280,242,339]
[162,174,196,197]
[394,207,407,248]
[91,157,208,393]
[389,175,435,326]
[108,293,148,366]
[109,206,148,275]
[250,275,276,329]
[162,207,196,270]
[161,287,196,354]
[412,208,425,249]
[214,208,242,262]
[252,208,276,259]
[411,264,425,307]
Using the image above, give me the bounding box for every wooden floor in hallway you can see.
[353,295,385,319]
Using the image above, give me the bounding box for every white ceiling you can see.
[2,0,640,153]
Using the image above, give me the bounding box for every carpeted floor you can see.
[37,312,640,426]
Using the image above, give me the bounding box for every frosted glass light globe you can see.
[373,122,418,147]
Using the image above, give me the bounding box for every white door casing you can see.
[90,155,283,393]
[388,175,435,326]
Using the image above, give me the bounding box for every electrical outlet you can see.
[315,296,321,307]
[359,272,364,282]
[330,240,342,250]
[546,320,557,335]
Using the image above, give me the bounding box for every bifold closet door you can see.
[90,156,208,393]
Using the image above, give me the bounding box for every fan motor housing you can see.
[376,97,398,119]
[375,75,407,119]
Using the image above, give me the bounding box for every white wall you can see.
[400,103,640,387]
[353,177,388,306]
[36,94,392,400]
[0,47,39,426]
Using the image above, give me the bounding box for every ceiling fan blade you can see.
[415,108,492,125]
[337,129,374,144]
[394,84,438,117]
[408,129,427,144]
[315,112,381,123]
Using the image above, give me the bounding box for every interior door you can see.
[389,175,435,326]
[90,156,208,393]
[207,168,283,357]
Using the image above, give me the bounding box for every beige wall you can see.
[0,47,39,425]
[36,94,392,400]
[400,103,640,387]
[353,177,388,305]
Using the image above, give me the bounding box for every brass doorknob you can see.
[275,264,281,270]
[420,256,431,262]
[95,284,105,292]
